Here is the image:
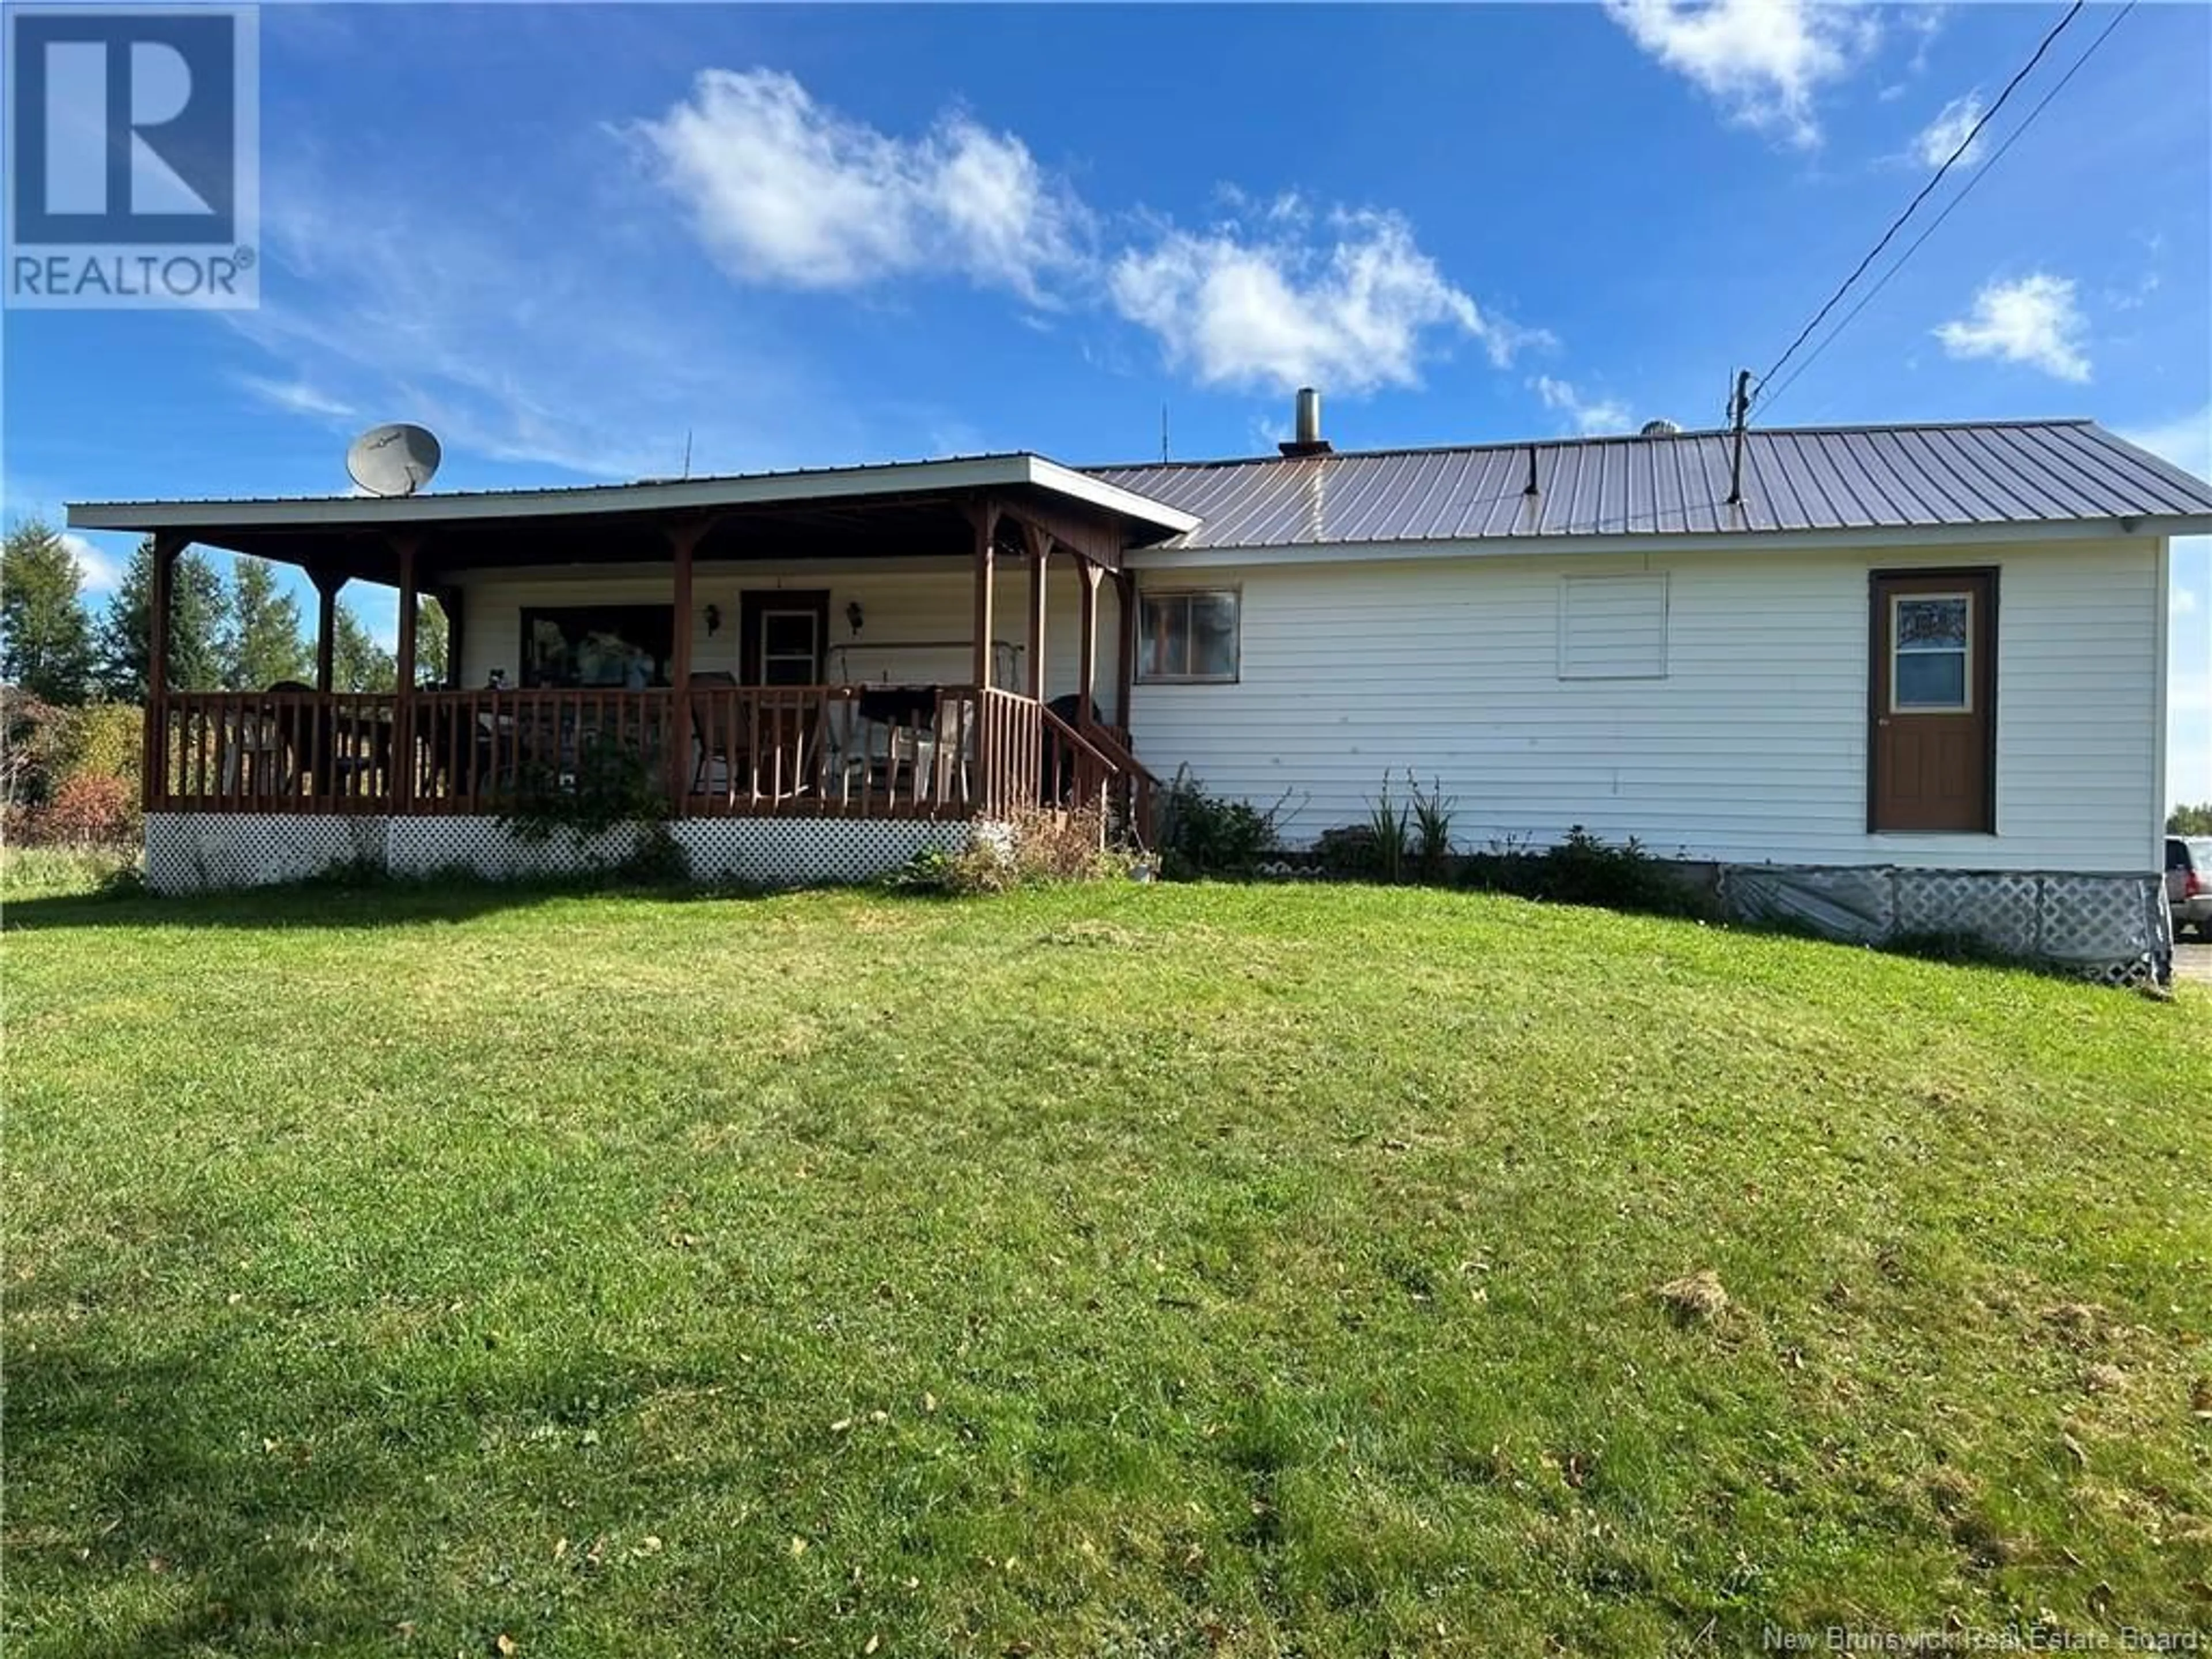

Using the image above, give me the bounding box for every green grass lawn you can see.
[7,871,2210,1656]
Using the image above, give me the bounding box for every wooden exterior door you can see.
[1869,570,1995,832]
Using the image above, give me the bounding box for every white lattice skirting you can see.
[144,814,972,895]
[1717,863,2171,984]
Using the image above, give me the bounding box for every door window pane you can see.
[1892,594,1971,711]
[1895,651,1965,708]
[1896,597,1967,649]
[762,613,816,657]
[758,609,819,686]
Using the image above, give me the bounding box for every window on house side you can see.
[1137,590,1239,683]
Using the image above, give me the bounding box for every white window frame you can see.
[1136,587,1241,685]
[1556,574,1669,681]
[1889,591,1973,714]
[757,605,821,687]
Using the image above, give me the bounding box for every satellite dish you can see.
[346,422,442,497]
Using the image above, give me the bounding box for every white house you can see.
[69,402,2212,971]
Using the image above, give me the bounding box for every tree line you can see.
[0,517,446,705]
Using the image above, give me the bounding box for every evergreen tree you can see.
[330,600,396,692]
[221,556,312,690]
[95,536,226,696]
[0,518,96,702]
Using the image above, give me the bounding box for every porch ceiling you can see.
[66,453,1196,587]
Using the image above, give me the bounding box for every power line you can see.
[1758,2,2135,418]
[1752,0,2086,403]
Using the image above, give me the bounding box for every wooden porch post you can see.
[1113,570,1137,729]
[971,499,998,691]
[970,500,1000,813]
[1076,560,1101,727]
[310,567,340,694]
[1023,521,1050,702]
[392,537,419,812]
[665,520,702,813]
[144,531,180,810]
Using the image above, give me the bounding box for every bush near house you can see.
[0,694,143,847]
[1155,770,1282,878]
[1460,824,1715,919]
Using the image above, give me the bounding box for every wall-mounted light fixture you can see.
[846,600,865,636]
[704,603,722,636]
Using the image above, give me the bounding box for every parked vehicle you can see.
[2168,837,2212,939]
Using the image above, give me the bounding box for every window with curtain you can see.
[1137,590,1239,683]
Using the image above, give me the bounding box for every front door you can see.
[1869,570,1994,832]
[738,590,829,687]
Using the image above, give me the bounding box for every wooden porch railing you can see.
[145,684,1138,827]
[407,688,678,816]
[156,689,407,814]
[685,684,984,819]
[976,687,1042,819]
[1042,709,1160,849]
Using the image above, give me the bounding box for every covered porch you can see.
[76,456,1191,867]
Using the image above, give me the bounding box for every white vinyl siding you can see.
[1558,575,1667,679]
[452,557,1122,716]
[1127,540,2162,873]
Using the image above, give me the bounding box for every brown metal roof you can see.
[1086,420,2212,550]
[69,421,2212,577]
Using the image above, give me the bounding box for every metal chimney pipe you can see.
[1277,387,1334,457]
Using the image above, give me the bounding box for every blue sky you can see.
[5,1,2208,800]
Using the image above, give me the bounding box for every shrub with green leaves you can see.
[1156,769,1281,879]
[497,733,670,845]
[1459,824,1710,919]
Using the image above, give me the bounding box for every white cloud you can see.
[623,71,1544,405]
[60,532,123,592]
[1933,272,2090,382]
[230,166,855,483]
[1902,5,1948,76]
[1912,92,1983,168]
[1108,206,1542,396]
[235,374,356,422]
[2176,585,2202,619]
[626,69,1083,303]
[1604,0,1881,147]
[1532,376,1633,435]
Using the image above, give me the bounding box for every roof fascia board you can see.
[1025,456,1199,533]
[66,453,1195,537]
[1127,517,2206,570]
